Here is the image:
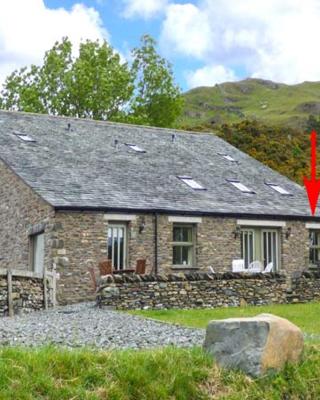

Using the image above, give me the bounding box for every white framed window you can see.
[107,224,127,270]
[218,153,236,162]
[172,224,195,266]
[228,180,254,193]
[309,230,320,266]
[240,228,280,270]
[241,229,255,268]
[266,183,290,195]
[125,143,146,153]
[178,176,206,190]
[30,232,45,274]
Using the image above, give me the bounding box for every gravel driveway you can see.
[0,303,204,349]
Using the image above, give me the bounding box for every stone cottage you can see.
[0,110,319,304]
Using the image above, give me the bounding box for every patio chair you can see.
[232,259,245,272]
[248,260,263,273]
[262,262,273,274]
[208,266,215,274]
[98,259,112,276]
[135,259,146,275]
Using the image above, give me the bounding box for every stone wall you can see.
[0,158,312,305]
[96,272,288,310]
[0,275,49,316]
[0,160,55,272]
[96,272,320,310]
[290,272,320,302]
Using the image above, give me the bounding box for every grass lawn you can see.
[131,302,320,339]
[0,345,320,399]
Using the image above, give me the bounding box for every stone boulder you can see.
[203,313,304,377]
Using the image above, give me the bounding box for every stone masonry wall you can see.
[0,160,55,272]
[0,275,48,316]
[51,212,310,305]
[97,272,320,310]
[97,272,288,309]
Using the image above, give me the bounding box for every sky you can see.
[1,0,320,92]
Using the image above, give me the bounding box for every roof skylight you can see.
[228,179,254,193]
[125,143,146,153]
[178,176,206,190]
[218,153,236,162]
[13,131,36,142]
[266,183,291,195]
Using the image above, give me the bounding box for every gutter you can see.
[54,205,320,222]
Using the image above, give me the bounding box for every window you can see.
[172,224,194,266]
[309,230,320,266]
[125,143,145,153]
[241,229,255,267]
[228,180,254,193]
[218,153,236,162]
[240,228,279,270]
[178,176,206,190]
[14,131,36,142]
[107,224,127,270]
[266,183,290,195]
[30,232,44,274]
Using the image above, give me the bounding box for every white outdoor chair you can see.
[208,266,215,274]
[262,262,273,274]
[248,260,263,273]
[232,259,245,272]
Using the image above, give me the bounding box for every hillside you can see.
[181,78,320,130]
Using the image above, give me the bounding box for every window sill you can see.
[172,266,199,270]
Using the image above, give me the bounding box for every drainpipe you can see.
[154,213,158,274]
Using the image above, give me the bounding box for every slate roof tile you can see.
[0,110,313,219]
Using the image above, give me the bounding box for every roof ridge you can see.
[0,109,216,137]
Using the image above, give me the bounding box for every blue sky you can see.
[44,0,202,91]
[1,1,320,92]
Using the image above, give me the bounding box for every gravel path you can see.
[0,303,204,349]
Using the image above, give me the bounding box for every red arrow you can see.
[303,130,320,215]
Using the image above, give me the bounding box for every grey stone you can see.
[203,314,304,377]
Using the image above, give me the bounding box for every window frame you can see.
[309,230,320,267]
[107,223,128,271]
[172,224,195,268]
[240,227,280,271]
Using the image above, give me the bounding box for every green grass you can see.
[0,345,319,399]
[131,302,320,338]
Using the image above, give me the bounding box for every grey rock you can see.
[203,314,304,377]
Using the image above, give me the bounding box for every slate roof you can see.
[0,110,315,219]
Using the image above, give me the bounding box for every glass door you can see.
[262,229,278,270]
[107,224,127,270]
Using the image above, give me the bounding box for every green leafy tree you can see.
[128,35,184,127]
[0,35,183,127]
[0,38,133,120]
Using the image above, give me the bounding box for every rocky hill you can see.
[181,78,320,130]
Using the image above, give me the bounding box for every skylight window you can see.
[218,153,236,162]
[13,131,36,142]
[125,143,146,153]
[266,183,291,195]
[178,176,206,190]
[228,179,254,193]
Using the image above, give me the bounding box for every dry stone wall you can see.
[0,275,49,316]
[96,272,288,310]
[97,272,320,310]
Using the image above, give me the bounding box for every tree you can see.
[0,38,133,120]
[0,35,183,127]
[128,35,184,127]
